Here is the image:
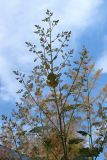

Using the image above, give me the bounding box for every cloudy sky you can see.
[0,1,107,159]
[0,0,107,117]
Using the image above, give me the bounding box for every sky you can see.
[0,0,107,159]
[0,1,107,109]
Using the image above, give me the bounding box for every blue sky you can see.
[0,2,106,107]
[0,1,107,159]
[0,0,107,115]
[0,0,107,113]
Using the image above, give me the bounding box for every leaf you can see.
[79,147,102,157]
[80,147,102,157]
[92,121,102,126]
[43,138,53,149]
[79,147,90,157]
[29,126,43,133]
[16,89,23,94]
[68,138,84,144]
[47,72,59,87]
[62,104,81,111]
[45,98,56,102]
[29,126,50,133]
[91,147,102,157]
[45,62,50,69]
[52,55,57,61]
[77,131,88,136]
[74,61,79,64]
[98,102,102,109]
[35,156,43,160]
[19,80,23,83]
[13,70,19,75]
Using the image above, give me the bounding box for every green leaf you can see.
[43,137,53,149]
[29,126,50,133]
[77,131,88,136]
[13,70,19,75]
[16,89,23,94]
[34,156,43,160]
[79,147,90,157]
[79,147,102,158]
[45,98,57,102]
[92,121,102,126]
[19,80,23,83]
[98,102,102,109]
[91,147,102,157]
[62,104,81,111]
[29,126,43,133]
[68,138,84,144]
[52,55,57,61]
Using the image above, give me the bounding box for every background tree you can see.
[0,10,107,160]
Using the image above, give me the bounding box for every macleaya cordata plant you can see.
[1,10,107,160]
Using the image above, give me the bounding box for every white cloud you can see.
[96,53,107,73]
[0,0,105,101]
[56,0,103,28]
[96,34,107,73]
[0,55,19,101]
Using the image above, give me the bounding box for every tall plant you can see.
[1,10,107,160]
